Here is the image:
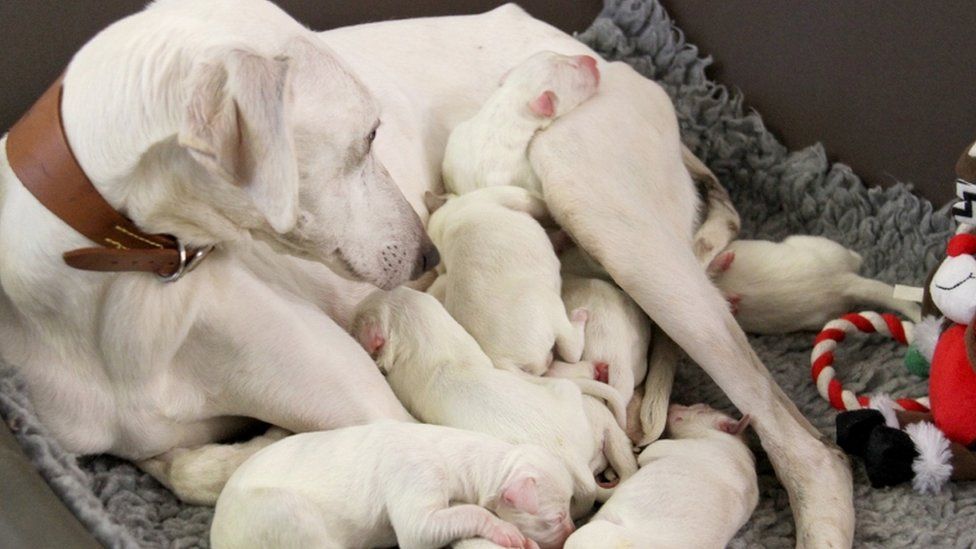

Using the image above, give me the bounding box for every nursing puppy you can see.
[442,50,599,196]
[564,404,759,549]
[351,287,637,517]
[211,422,573,549]
[425,186,586,376]
[425,187,626,423]
[709,235,922,333]
[546,276,651,430]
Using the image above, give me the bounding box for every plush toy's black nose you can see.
[411,239,440,279]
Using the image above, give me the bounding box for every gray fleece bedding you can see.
[0,0,970,547]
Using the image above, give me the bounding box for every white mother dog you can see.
[0,0,853,545]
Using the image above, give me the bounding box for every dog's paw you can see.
[569,307,589,324]
[485,520,529,548]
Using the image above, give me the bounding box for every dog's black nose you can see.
[411,240,440,279]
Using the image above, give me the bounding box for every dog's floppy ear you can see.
[501,474,539,514]
[529,90,557,118]
[355,320,386,357]
[424,191,450,215]
[179,47,300,234]
[718,414,751,436]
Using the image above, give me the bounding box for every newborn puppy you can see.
[425,186,588,376]
[564,404,759,549]
[710,235,922,333]
[546,275,652,430]
[211,422,571,549]
[442,50,599,196]
[352,287,637,518]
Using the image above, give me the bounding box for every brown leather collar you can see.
[5,77,210,281]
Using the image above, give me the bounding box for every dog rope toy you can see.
[810,311,929,412]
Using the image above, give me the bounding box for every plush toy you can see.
[836,141,976,493]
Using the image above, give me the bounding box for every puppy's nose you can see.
[411,239,440,280]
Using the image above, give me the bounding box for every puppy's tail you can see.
[569,376,627,429]
[843,275,921,322]
[638,330,679,447]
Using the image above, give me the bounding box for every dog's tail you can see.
[569,375,627,429]
[638,329,680,447]
[843,275,921,322]
[684,145,740,265]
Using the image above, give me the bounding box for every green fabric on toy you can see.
[904,345,930,377]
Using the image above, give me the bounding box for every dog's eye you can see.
[367,129,377,143]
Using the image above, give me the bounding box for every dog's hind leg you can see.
[553,307,587,363]
[531,62,853,548]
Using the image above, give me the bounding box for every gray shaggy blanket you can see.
[0,0,969,546]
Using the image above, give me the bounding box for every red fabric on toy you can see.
[948,234,976,257]
[930,323,976,446]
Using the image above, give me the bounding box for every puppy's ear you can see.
[179,46,300,234]
[718,414,751,436]
[356,321,386,357]
[424,191,450,215]
[528,90,557,118]
[501,475,540,514]
[706,250,735,279]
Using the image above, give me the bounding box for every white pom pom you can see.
[905,422,953,494]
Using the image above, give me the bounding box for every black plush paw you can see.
[836,409,886,457]
[863,426,918,488]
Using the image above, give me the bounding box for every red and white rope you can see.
[810,311,930,412]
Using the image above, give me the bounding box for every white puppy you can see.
[546,276,651,429]
[709,235,922,333]
[425,186,585,375]
[211,422,573,549]
[564,403,759,549]
[442,50,599,196]
[425,187,627,423]
[351,287,637,518]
